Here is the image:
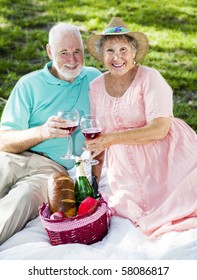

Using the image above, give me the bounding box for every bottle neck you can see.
[76,159,86,178]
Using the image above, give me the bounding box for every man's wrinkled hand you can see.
[40,115,70,139]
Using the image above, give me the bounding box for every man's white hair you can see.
[48,23,83,49]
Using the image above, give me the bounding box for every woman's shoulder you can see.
[138,65,172,91]
[138,65,160,75]
[138,65,167,82]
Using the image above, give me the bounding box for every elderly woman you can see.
[85,17,197,238]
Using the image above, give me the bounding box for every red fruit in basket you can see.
[78,196,99,215]
[50,211,65,220]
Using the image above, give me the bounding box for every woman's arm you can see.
[85,117,171,159]
[110,117,171,145]
[91,151,105,184]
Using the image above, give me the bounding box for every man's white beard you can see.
[54,62,83,81]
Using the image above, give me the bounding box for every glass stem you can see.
[67,135,73,157]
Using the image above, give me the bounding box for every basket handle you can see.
[39,202,51,219]
[99,195,113,219]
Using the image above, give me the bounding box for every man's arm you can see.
[0,115,70,153]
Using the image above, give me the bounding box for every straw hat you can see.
[87,17,149,63]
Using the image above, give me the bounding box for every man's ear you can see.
[46,44,52,60]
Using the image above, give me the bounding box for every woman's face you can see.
[102,36,136,76]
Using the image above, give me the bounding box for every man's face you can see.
[48,33,84,82]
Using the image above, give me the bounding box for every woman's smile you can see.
[112,63,125,68]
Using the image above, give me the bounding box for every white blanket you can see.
[0,154,197,260]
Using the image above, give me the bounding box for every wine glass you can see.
[80,114,102,165]
[58,109,80,160]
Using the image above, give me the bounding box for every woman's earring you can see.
[133,58,137,65]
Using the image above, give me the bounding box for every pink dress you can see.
[89,65,197,238]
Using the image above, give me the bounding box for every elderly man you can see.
[0,23,101,244]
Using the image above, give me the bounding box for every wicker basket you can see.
[39,198,111,246]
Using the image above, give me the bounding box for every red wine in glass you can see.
[61,125,78,135]
[82,128,101,140]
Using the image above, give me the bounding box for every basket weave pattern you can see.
[39,200,110,246]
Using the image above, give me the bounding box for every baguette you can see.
[48,171,76,217]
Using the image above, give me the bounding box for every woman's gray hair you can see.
[95,34,138,57]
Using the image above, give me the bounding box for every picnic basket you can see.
[39,197,111,246]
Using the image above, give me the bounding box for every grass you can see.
[0,0,197,131]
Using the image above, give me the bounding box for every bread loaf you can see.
[47,171,76,217]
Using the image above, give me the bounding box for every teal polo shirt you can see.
[0,61,101,169]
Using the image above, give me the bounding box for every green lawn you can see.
[0,0,196,131]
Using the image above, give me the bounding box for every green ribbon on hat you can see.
[104,26,131,34]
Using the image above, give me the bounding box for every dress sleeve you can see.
[142,68,173,122]
[89,76,109,133]
[89,77,100,116]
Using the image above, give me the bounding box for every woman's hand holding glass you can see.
[80,114,102,165]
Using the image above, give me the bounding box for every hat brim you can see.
[87,31,149,62]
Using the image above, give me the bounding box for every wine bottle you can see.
[92,175,101,199]
[75,156,94,207]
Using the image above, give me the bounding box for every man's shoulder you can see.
[83,66,101,76]
[18,68,44,85]
[80,66,101,85]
